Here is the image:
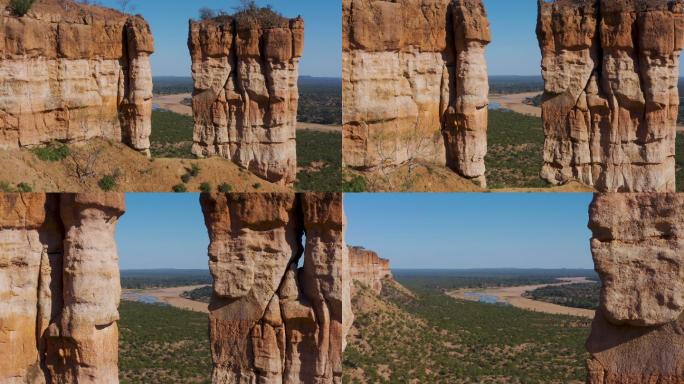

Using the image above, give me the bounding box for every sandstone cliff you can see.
[343,0,491,187]
[188,13,303,186]
[0,0,154,156]
[537,0,684,192]
[348,246,392,294]
[200,192,350,384]
[0,193,125,384]
[587,193,684,382]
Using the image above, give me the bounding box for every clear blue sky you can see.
[117,193,208,270]
[346,193,594,270]
[95,0,341,77]
[483,0,541,76]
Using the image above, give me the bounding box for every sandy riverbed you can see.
[490,92,541,117]
[123,285,209,313]
[447,277,596,318]
[153,93,341,133]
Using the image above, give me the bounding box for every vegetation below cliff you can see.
[119,301,211,384]
[345,271,593,383]
[486,110,547,189]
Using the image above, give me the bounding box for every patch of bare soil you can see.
[496,181,595,192]
[0,139,287,192]
[349,163,594,192]
[350,162,485,192]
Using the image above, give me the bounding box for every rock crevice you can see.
[189,15,303,186]
[537,0,684,192]
[200,192,350,384]
[0,0,154,155]
[587,193,684,383]
[343,0,491,187]
[0,193,125,384]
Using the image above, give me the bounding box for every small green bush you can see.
[181,174,192,184]
[32,143,70,162]
[199,182,212,193]
[189,163,201,177]
[98,173,120,192]
[0,181,15,192]
[218,183,232,193]
[17,182,32,192]
[343,174,367,192]
[252,183,262,190]
[172,184,187,193]
[9,0,36,16]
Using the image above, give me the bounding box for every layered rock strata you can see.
[348,246,392,294]
[188,15,303,186]
[0,193,125,384]
[537,0,684,192]
[200,192,350,384]
[0,0,154,156]
[587,193,684,382]
[343,0,491,187]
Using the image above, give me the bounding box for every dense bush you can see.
[9,0,36,16]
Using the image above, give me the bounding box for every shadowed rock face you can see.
[0,193,125,384]
[348,246,392,294]
[0,0,154,156]
[587,193,684,383]
[537,0,684,192]
[188,15,303,186]
[200,192,350,384]
[343,0,491,187]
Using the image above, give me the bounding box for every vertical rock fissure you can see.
[0,2,154,155]
[201,192,347,384]
[189,16,303,186]
[538,0,683,191]
[343,0,491,187]
[1,193,124,384]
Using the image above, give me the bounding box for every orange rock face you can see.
[188,15,303,186]
[348,246,392,294]
[0,193,125,384]
[0,0,154,156]
[587,193,684,382]
[343,0,491,187]
[537,0,684,192]
[200,192,350,384]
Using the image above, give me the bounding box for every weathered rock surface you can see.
[348,246,392,294]
[189,14,303,186]
[537,0,684,192]
[200,192,350,384]
[0,193,124,384]
[587,193,684,382]
[343,0,490,187]
[0,0,153,155]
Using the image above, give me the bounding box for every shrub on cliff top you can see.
[233,0,287,28]
[9,0,36,16]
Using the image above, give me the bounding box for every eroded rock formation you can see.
[0,0,154,156]
[200,192,350,383]
[343,0,491,187]
[0,193,125,384]
[188,14,303,186]
[348,246,392,294]
[587,193,684,382]
[537,0,684,192]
